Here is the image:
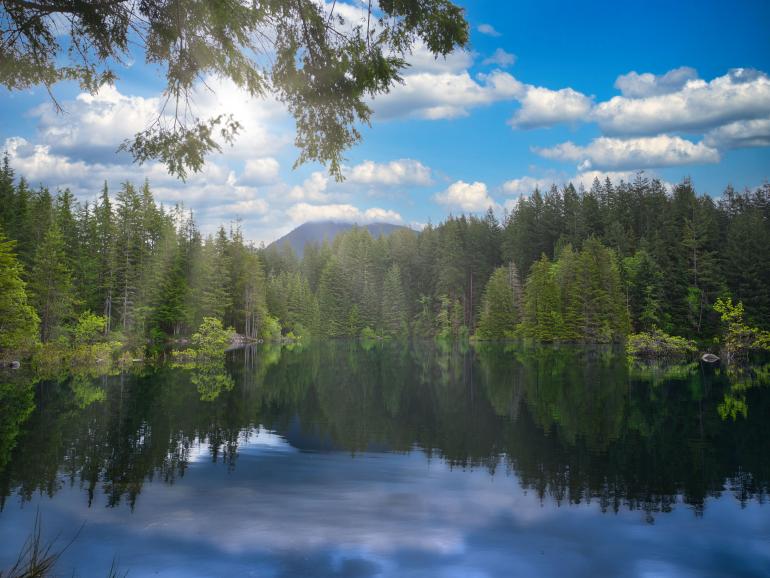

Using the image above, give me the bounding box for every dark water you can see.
[1,342,769,577]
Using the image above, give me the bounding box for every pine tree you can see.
[28,223,75,342]
[0,153,14,234]
[381,264,407,336]
[476,264,520,340]
[318,258,349,337]
[0,227,39,353]
[94,183,116,331]
[521,255,562,342]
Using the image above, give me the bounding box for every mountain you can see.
[268,221,410,257]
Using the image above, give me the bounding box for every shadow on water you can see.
[1,340,768,518]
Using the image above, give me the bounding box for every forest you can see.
[1,152,769,360]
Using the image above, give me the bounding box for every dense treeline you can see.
[262,173,769,342]
[1,154,769,354]
[0,155,273,353]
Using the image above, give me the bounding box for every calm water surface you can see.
[0,342,768,577]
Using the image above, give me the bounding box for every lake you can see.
[1,341,768,577]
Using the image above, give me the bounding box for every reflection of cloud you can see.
[3,446,768,578]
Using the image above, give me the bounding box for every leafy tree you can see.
[1,0,468,178]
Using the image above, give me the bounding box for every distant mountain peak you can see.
[268,220,410,257]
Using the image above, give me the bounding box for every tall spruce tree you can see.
[0,228,39,353]
[28,223,75,342]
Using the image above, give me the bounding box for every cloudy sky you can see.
[1,0,769,244]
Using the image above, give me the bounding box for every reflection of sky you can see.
[188,427,297,463]
[1,432,769,578]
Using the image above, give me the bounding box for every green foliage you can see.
[71,312,107,346]
[189,317,236,358]
[626,329,697,360]
[261,316,283,342]
[0,229,39,355]
[714,297,770,360]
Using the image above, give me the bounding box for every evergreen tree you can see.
[28,223,75,342]
[381,264,407,336]
[0,228,39,354]
[318,258,349,337]
[521,255,562,342]
[476,264,520,340]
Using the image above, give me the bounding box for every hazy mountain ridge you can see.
[268,221,411,257]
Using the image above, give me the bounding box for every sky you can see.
[1,0,769,244]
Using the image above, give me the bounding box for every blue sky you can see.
[1,0,769,243]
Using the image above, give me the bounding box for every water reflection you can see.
[0,342,769,576]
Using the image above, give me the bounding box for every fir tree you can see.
[28,223,75,342]
[0,228,39,353]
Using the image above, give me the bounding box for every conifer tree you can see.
[476,264,521,340]
[28,223,75,342]
[381,264,407,336]
[318,258,349,337]
[0,228,39,353]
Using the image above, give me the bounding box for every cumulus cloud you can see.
[346,159,433,186]
[477,23,501,37]
[240,157,280,186]
[614,66,698,98]
[704,117,770,149]
[406,40,475,74]
[501,175,555,196]
[288,171,331,202]
[434,180,497,212]
[482,48,516,68]
[372,70,523,120]
[535,135,720,170]
[594,68,770,135]
[28,78,292,164]
[509,86,594,129]
[286,203,402,224]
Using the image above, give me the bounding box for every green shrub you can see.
[626,328,697,359]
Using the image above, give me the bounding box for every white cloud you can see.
[482,48,516,68]
[535,135,720,170]
[286,203,402,224]
[594,68,770,135]
[346,159,433,186]
[240,157,280,185]
[509,86,593,129]
[288,171,331,202]
[501,176,555,196]
[614,67,698,98]
[406,41,475,74]
[477,23,501,37]
[372,70,523,120]
[704,117,770,149]
[434,180,497,212]
[28,78,292,164]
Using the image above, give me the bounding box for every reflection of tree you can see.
[717,363,770,422]
[190,362,235,402]
[1,342,768,515]
[0,379,35,473]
